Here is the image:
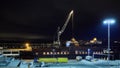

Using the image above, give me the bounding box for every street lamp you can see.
[103,19,116,60]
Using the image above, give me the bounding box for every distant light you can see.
[54,52,56,55]
[61,52,63,54]
[114,41,118,43]
[64,52,66,55]
[93,37,97,41]
[103,19,116,25]
[25,43,30,47]
[82,52,84,54]
[90,40,94,43]
[67,52,69,54]
[47,52,49,55]
[88,49,91,52]
[25,43,32,51]
[88,49,91,55]
[57,52,60,54]
[75,50,78,54]
[66,41,71,47]
[50,52,53,55]
[35,52,38,55]
[79,52,81,54]
[43,52,46,55]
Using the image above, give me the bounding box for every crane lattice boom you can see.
[57,10,74,46]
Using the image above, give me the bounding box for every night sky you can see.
[0,0,120,42]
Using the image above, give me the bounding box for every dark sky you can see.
[0,0,120,42]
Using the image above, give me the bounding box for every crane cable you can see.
[72,11,74,37]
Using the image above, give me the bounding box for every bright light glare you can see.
[66,41,71,47]
[25,43,32,51]
[103,19,116,25]
[25,43,29,47]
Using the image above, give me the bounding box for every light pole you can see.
[103,19,116,60]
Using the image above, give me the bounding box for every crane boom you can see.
[57,10,74,46]
[60,10,73,34]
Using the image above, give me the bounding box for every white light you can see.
[64,52,67,55]
[75,50,78,54]
[103,19,116,25]
[66,41,71,47]
[61,52,63,54]
[70,10,74,14]
[43,52,46,55]
[47,52,49,55]
[50,52,53,55]
[57,52,60,54]
[79,52,81,54]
